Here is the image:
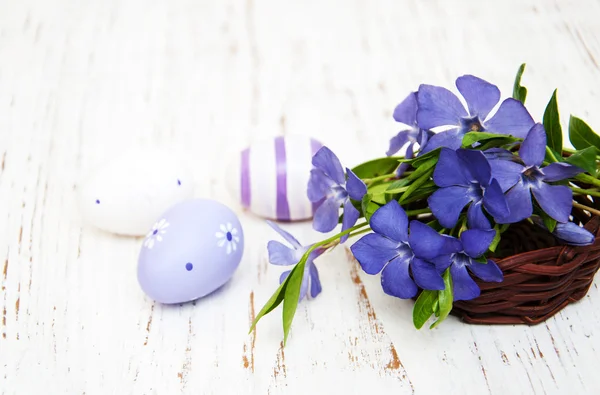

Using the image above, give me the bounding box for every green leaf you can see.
[544,146,562,163]
[541,211,557,233]
[430,269,453,329]
[352,157,400,179]
[565,146,598,176]
[474,255,487,264]
[385,179,410,194]
[462,132,517,147]
[399,184,437,205]
[512,63,528,104]
[426,219,443,232]
[412,148,441,167]
[569,115,600,151]
[386,155,438,194]
[429,268,454,329]
[477,137,519,151]
[249,273,290,333]
[408,154,438,176]
[543,89,563,154]
[399,148,440,165]
[361,193,372,219]
[385,184,409,194]
[371,193,387,205]
[368,182,393,203]
[413,290,438,329]
[489,225,501,253]
[398,168,434,204]
[281,257,308,345]
[361,193,380,222]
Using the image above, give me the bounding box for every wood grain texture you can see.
[1,0,600,393]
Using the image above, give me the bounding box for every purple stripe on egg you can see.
[241,148,251,208]
[274,136,291,221]
[310,138,323,215]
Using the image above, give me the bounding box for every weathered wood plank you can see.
[1,0,600,393]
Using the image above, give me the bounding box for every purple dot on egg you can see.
[226,232,232,241]
[95,199,100,204]
[177,179,182,186]
[185,262,193,271]
[153,229,158,235]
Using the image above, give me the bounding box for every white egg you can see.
[79,148,194,236]
[226,135,322,221]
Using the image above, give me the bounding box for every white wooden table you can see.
[1,0,600,393]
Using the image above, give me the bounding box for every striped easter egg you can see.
[228,135,323,221]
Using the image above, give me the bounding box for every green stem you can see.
[306,222,370,255]
[576,173,600,189]
[364,172,397,184]
[573,201,600,217]
[571,186,600,198]
[348,228,372,238]
[405,208,432,216]
[320,226,373,249]
[561,147,600,160]
[562,146,600,160]
[545,146,560,163]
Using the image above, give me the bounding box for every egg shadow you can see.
[157,278,235,309]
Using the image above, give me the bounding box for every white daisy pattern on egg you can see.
[216,223,240,254]
[144,219,170,249]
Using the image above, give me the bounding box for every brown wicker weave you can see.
[452,195,600,325]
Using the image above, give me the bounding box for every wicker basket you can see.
[452,195,600,325]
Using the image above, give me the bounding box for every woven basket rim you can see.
[451,212,600,325]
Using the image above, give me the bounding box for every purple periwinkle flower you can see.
[418,75,535,153]
[350,201,458,299]
[428,148,509,230]
[387,92,434,176]
[532,217,595,246]
[432,229,503,301]
[308,146,367,242]
[266,221,324,301]
[489,123,583,224]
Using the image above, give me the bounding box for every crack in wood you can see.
[1,307,6,339]
[544,322,563,367]
[385,343,402,372]
[273,341,287,379]
[345,248,414,392]
[15,283,20,331]
[575,28,600,70]
[515,351,538,393]
[473,342,492,395]
[533,337,556,385]
[2,259,7,291]
[2,257,7,339]
[347,250,381,335]
[242,291,256,373]
[179,318,193,388]
[143,302,155,346]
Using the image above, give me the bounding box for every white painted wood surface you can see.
[1,0,600,393]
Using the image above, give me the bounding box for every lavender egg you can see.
[227,135,322,221]
[137,199,244,304]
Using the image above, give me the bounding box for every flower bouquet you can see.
[250,64,600,344]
